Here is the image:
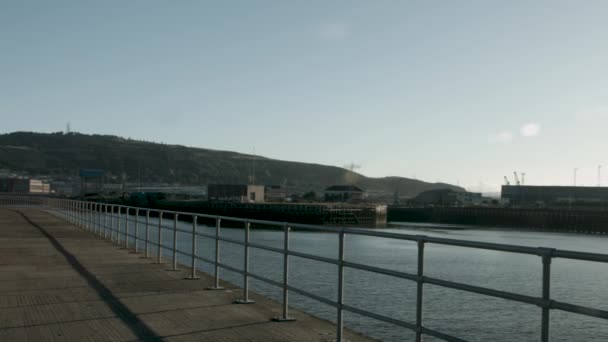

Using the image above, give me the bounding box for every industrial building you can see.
[501,185,608,208]
[51,181,76,196]
[264,185,288,202]
[0,178,50,194]
[411,189,483,206]
[324,185,365,202]
[207,184,265,203]
[79,169,105,195]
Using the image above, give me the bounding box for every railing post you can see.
[85,202,90,231]
[170,213,179,271]
[155,211,163,264]
[99,204,102,235]
[82,201,86,229]
[273,223,296,322]
[235,219,255,304]
[110,205,115,242]
[134,208,140,253]
[93,203,96,232]
[144,210,150,258]
[117,207,122,245]
[91,203,95,233]
[98,203,102,236]
[100,204,104,236]
[540,248,554,342]
[416,236,426,342]
[124,207,129,249]
[90,203,93,231]
[103,204,108,239]
[207,217,224,290]
[93,203,97,234]
[74,201,80,228]
[84,202,89,230]
[95,203,100,235]
[185,215,200,280]
[336,230,345,342]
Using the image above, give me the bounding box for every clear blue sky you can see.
[2,1,608,191]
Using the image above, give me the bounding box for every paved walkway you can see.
[0,209,375,342]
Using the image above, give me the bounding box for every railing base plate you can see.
[272,316,296,322]
[234,299,255,304]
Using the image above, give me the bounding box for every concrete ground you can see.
[0,209,376,342]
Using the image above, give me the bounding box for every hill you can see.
[0,132,463,198]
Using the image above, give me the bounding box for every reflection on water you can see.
[90,212,608,342]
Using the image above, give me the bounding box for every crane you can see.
[343,162,361,172]
[343,162,362,185]
[504,176,511,185]
[513,172,521,186]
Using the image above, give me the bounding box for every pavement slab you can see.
[0,209,375,342]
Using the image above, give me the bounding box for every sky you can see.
[1,1,608,192]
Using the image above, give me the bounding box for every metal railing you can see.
[2,195,608,342]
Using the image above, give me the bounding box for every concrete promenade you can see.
[0,209,375,342]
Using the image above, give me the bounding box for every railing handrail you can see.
[2,195,608,342]
[46,199,608,262]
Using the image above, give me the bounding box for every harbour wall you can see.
[96,197,387,227]
[388,206,608,234]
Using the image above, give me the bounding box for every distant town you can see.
[3,167,608,231]
[3,167,608,207]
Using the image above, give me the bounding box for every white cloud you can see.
[488,131,513,144]
[317,22,350,40]
[520,123,541,137]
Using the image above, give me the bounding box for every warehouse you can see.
[501,185,608,208]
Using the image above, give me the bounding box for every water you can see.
[69,211,608,341]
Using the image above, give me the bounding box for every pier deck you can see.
[0,209,374,342]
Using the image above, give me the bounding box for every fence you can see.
[2,195,608,342]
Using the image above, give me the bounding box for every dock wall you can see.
[149,201,387,227]
[388,206,608,233]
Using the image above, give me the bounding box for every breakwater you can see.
[157,201,387,227]
[97,197,387,227]
[388,206,608,233]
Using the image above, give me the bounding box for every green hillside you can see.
[0,132,463,198]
